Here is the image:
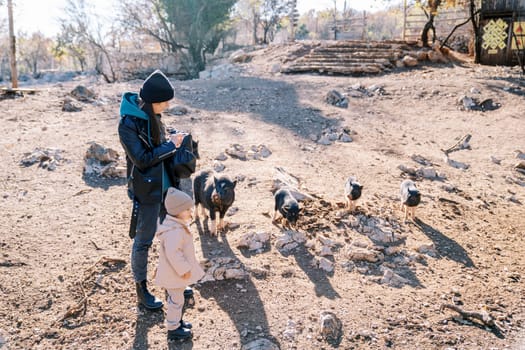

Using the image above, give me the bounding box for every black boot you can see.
[167,325,192,342]
[181,287,194,328]
[183,287,195,309]
[180,320,192,329]
[136,280,163,310]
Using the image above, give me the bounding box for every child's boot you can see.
[180,320,192,329]
[167,325,192,342]
[183,287,195,308]
[180,287,194,329]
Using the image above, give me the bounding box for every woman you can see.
[118,69,185,310]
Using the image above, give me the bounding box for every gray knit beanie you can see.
[164,187,193,216]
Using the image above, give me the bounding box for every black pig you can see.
[272,188,300,228]
[344,176,363,212]
[193,170,236,235]
[400,179,421,222]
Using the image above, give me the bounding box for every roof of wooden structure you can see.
[481,0,525,13]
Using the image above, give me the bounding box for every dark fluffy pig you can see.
[400,179,421,222]
[193,170,237,235]
[344,176,363,212]
[272,188,300,228]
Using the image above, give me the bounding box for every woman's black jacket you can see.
[118,92,178,204]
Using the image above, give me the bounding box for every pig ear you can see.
[360,185,364,189]
[232,180,237,188]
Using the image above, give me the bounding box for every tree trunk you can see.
[252,10,259,45]
[469,0,480,63]
[421,13,435,47]
[263,25,270,44]
[7,0,18,88]
[91,39,117,83]
[187,45,205,78]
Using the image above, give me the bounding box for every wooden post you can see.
[333,0,338,40]
[362,11,367,40]
[7,0,18,89]
[403,0,407,40]
[290,0,297,42]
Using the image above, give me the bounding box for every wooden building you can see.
[479,0,525,66]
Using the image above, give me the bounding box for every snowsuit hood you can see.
[120,92,149,120]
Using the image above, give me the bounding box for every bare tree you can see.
[57,0,119,82]
[259,0,290,43]
[234,0,261,44]
[53,31,88,72]
[18,32,53,77]
[416,0,468,46]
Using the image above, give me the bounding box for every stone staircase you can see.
[281,40,421,75]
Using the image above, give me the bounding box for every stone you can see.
[428,50,447,63]
[402,55,418,67]
[318,257,334,272]
[70,85,97,102]
[213,160,226,172]
[62,97,82,112]
[381,267,409,287]
[85,143,119,163]
[416,50,429,61]
[226,144,247,160]
[445,157,469,170]
[419,167,439,178]
[215,152,228,161]
[320,311,343,343]
[237,231,271,251]
[317,135,332,145]
[167,105,188,115]
[339,133,353,142]
[417,243,437,257]
[347,247,384,263]
[325,90,348,108]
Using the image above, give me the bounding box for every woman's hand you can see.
[182,271,191,279]
[170,133,184,148]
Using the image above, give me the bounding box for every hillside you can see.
[0,43,524,350]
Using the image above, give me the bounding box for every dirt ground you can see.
[0,45,524,350]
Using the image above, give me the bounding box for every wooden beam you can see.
[0,87,38,94]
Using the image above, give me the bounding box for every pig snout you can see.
[350,187,362,200]
[405,191,421,207]
[282,204,299,226]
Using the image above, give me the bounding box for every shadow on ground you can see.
[415,218,474,268]
[195,221,281,347]
[132,307,165,350]
[82,173,126,190]
[280,244,341,299]
[172,77,339,140]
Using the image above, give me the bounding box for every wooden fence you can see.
[403,5,472,43]
[333,13,368,40]
[330,5,472,45]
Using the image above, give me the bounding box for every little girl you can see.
[154,187,205,342]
